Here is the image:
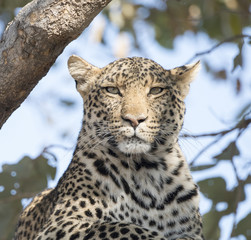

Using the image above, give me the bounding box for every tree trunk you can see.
[0,0,111,129]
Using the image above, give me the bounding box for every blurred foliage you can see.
[0,155,56,239]
[0,0,251,239]
[198,171,250,240]
[0,0,31,25]
[102,0,251,94]
[189,113,251,240]
[102,0,251,48]
[193,148,250,239]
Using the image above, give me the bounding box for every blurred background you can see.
[0,0,250,239]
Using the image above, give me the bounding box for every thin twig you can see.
[182,118,251,139]
[43,144,72,152]
[189,136,221,166]
[188,118,251,166]
[42,144,73,162]
[186,34,251,64]
[230,129,245,237]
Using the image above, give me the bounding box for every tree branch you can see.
[187,118,251,166]
[42,144,73,162]
[229,128,246,237]
[189,136,221,167]
[186,34,251,64]
[182,118,251,139]
[0,0,112,129]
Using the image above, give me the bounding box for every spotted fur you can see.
[15,56,203,240]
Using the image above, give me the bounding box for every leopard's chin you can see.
[118,137,151,154]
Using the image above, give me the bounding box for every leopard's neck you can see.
[58,140,196,204]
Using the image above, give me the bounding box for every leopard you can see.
[14,55,204,240]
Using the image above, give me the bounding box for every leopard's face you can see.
[68,56,199,154]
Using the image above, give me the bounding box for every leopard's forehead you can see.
[100,57,170,86]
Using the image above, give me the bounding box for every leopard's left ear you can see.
[170,61,200,99]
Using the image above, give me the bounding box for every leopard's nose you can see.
[122,114,147,129]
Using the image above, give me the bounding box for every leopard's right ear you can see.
[68,55,101,94]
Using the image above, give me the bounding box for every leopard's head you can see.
[68,56,199,155]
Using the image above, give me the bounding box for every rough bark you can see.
[0,0,111,129]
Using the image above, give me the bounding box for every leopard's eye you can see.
[105,87,120,95]
[149,87,164,95]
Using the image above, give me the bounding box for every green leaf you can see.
[1,155,56,194]
[229,13,242,35]
[200,175,248,239]
[213,141,240,161]
[203,208,222,240]
[190,163,216,172]
[0,200,22,240]
[232,42,243,72]
[59,99,76,107]
[214,69,227,80]
[235,78,241,95]
[232,213,251,239]
[0,0,33,26]
[0,154,56,239]
[198,177,231,203]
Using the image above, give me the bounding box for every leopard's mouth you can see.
[117,136,151,154]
